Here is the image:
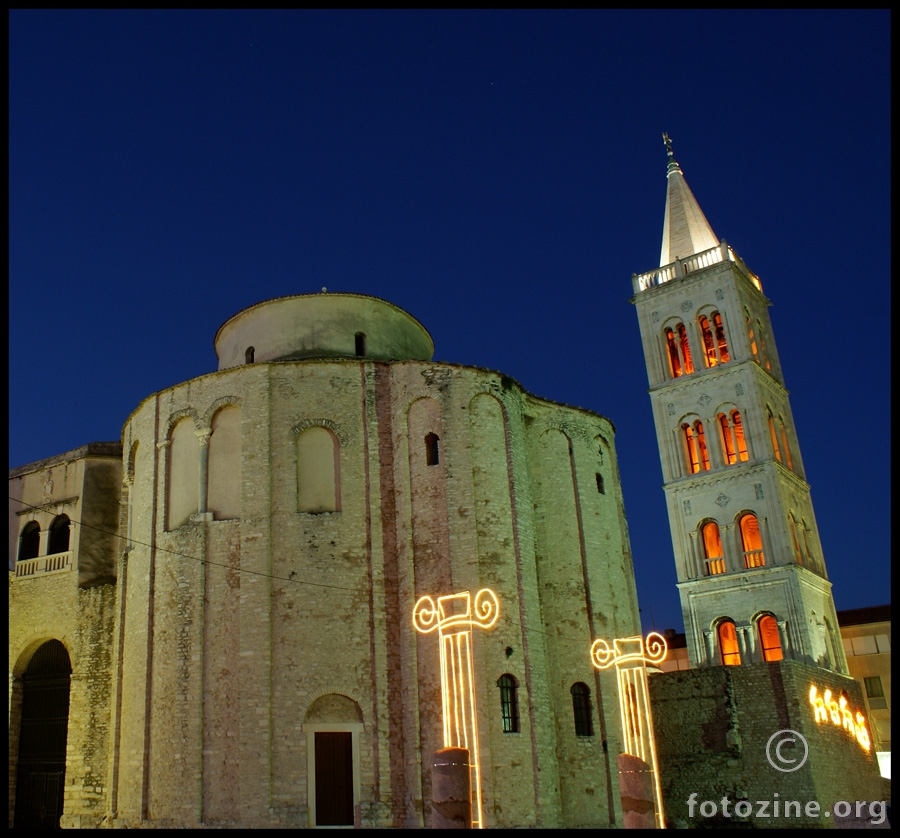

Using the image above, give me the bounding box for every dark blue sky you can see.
[9,10,890,633]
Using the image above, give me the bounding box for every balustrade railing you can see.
[705,557,726,576]
[632,240,763,294]
[743,549,766,569]
[14,551,73,579]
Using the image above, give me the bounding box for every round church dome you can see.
[214,292,434,369]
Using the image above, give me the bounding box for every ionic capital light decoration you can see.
[414,588,499,829]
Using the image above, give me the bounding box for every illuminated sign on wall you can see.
[809,685,870,752]
[413,588,499,830]
[592,632,668,829]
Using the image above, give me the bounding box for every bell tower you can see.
[630,135,847,674]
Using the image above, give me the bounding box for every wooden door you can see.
[314,731,353,826]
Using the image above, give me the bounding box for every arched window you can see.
[570,682,594,736]
[166,417,199,530]
[497,674,520,733]
[739,513,765,568]
[698,311,730,367]
[595,473,605,494]
[717,620,741,666]
[746,309,759,363]
[757,615,783,662]
[701,521,725,576]
[245,346,255,364]
[665,328,682,378]
[718,410,748,465]
[297,426,341,513]
[425,432,440,466]
[756,320,772,371]
[355,332,366,357]
[664,322,694,378]
[778,417,793,470]
[18,522,41,562]
[681,419,710,472]
[48,515,70,555]
[207,405,242,520]
[767,409,782,462]
[789,513,803,565]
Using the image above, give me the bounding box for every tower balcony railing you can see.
[14,551,73,579]
[743,549,766,569]
[705,557,727,576]
[632,240,763,294]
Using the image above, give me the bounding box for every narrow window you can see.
[595,473,605,494]
[682,423,700,473]
[779,419,793,470]
[48,515,70,555]
[695,421,711,470]
[731,410,748,461]
[497,674,520,733]
[758,615,783,662]
[665,328,682,378]
[699,315,717,368]
[789,514,803,564]
[425,432,440,466]
[864,676,887,709]
[245,346,255,364]
[756,320,771,371]
[746,309,759,362]
[355,332,366,357]
[718,413,736,465]
[18,522,41,561]
[713,312,730,362]
[701,522,725,576]
[570,682,594,736]
[739,513,765,568]
[768,410,782,462]
[718,620,741,666]
[677,323,694,374]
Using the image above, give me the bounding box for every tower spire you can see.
[659,134,719,267]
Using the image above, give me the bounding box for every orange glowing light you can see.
[591,632,667,829]
[414,588,499,829]
[809,685,870,752]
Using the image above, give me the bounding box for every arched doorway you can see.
[13,640,72,829]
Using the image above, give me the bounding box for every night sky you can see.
[9,10,890,634]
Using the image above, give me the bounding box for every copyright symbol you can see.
[766,729,808,772]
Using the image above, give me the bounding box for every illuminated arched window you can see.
[425,432,440,466]
[665,328,682,378]
[718,410,748,465]
[698,311,730,367]
[767,409,782,462]
[18,522,41,561]
[664,322,694,378]
[701,521,725,576]
[739,513,765,568]
[297,426,341,513]
[678,323,694,375]
[570,682,594,736]
[718,620,741,666]
[48,515,70,555]
[682,423,699,473]
[682,420,710,474]
[758,615,783,662]
[497,674,520,733]
[731,411,748,461]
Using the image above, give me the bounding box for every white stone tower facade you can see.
[631,137,847,674]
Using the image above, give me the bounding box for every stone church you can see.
[10,292,641,827]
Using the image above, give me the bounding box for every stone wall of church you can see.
[650,660,884,828]
[107,355,640,828]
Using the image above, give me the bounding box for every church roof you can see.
[659,134,719,267]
